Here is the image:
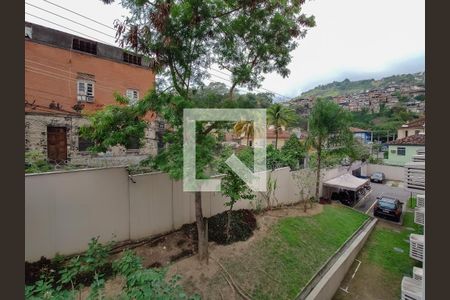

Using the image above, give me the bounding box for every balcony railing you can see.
[405,162,425,191]
[414,207,425,226]
[416,194,425,208]
[413,267,424,282]
[401,276,423,300]
[409,233,424,262]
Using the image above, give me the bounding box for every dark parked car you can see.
[370,172,385,183]
[331,190,356,206]
[373,196,403,222]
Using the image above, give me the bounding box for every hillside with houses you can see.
[285,72,425,116]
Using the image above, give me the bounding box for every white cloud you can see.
[25,0,425,98]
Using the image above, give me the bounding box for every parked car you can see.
[370,172,385,183]
[331,190,356,206]
[373,196,403,222]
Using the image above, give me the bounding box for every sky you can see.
[25,0,425,100]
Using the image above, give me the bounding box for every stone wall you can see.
[25,112,159,165]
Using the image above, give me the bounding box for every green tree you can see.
[267,103,298,149]
[218,147,255,241]
[94,0,314,262]
[308,98,350,202]
[281,134,306,170]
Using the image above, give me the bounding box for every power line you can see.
[27,5,293,101]
[209,67,292,100]
[26,87,72,99]
[208,68,292,99]
[25,65,119,93]
[42,0,116,31]
[25,59,148,92]
[26,2,116,39]
[25,12,115,46]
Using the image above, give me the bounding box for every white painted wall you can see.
[25,165,353,261]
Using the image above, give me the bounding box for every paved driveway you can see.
[353,181,412,215]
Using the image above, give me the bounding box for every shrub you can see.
[208,209,257,245]
[25,240,197,300]
[25,151,53,174]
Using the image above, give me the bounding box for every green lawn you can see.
[362,212,423,275]
[408,197,417,209]
[216,205,369,300]
[334,212,423,299]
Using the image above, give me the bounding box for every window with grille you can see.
[126,89,139,105]
[397,147,406,156]
[72,38,97,55]
[77,80,95,102]
[123,52,142,66]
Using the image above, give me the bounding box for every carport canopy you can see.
[323,173,369,191]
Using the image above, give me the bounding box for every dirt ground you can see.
[80,203,324,299]
[166,204,324,299]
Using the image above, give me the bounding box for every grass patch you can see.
[408,197,417,209]
[217,205,369,300]
[355,212,423,298]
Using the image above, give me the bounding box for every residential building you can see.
[397,117,425,139]
[384,134,425,166]
[350,127,372,144]
[402,151,425,300]
[239,128,292,149]
[25,22,162,165]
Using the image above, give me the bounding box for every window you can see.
[127,136,140,150]
[156,132,164,152]
[405,130,408,137]
[78,137,94,152]
[72,38,97,55]
[126,89,139,105]
[77,80,95,102]
[123,52,142,66]
[397,147,406,156]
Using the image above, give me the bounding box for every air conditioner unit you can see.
[414,207,425,226]
[416,194,425,208]
[410,234,424,262]
[413,267,423,282]
[401,276,422,300]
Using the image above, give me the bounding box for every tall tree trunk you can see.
[194,191,207,261]
[275,128,279,150]
[315,139,322,202]
[229,82,238,100]
[226,204,234,242]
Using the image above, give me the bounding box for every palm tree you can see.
[234,120,255,146]
[267,103,297,149]
[308,98,350,202]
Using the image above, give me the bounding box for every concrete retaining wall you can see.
[303,218,378,300]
